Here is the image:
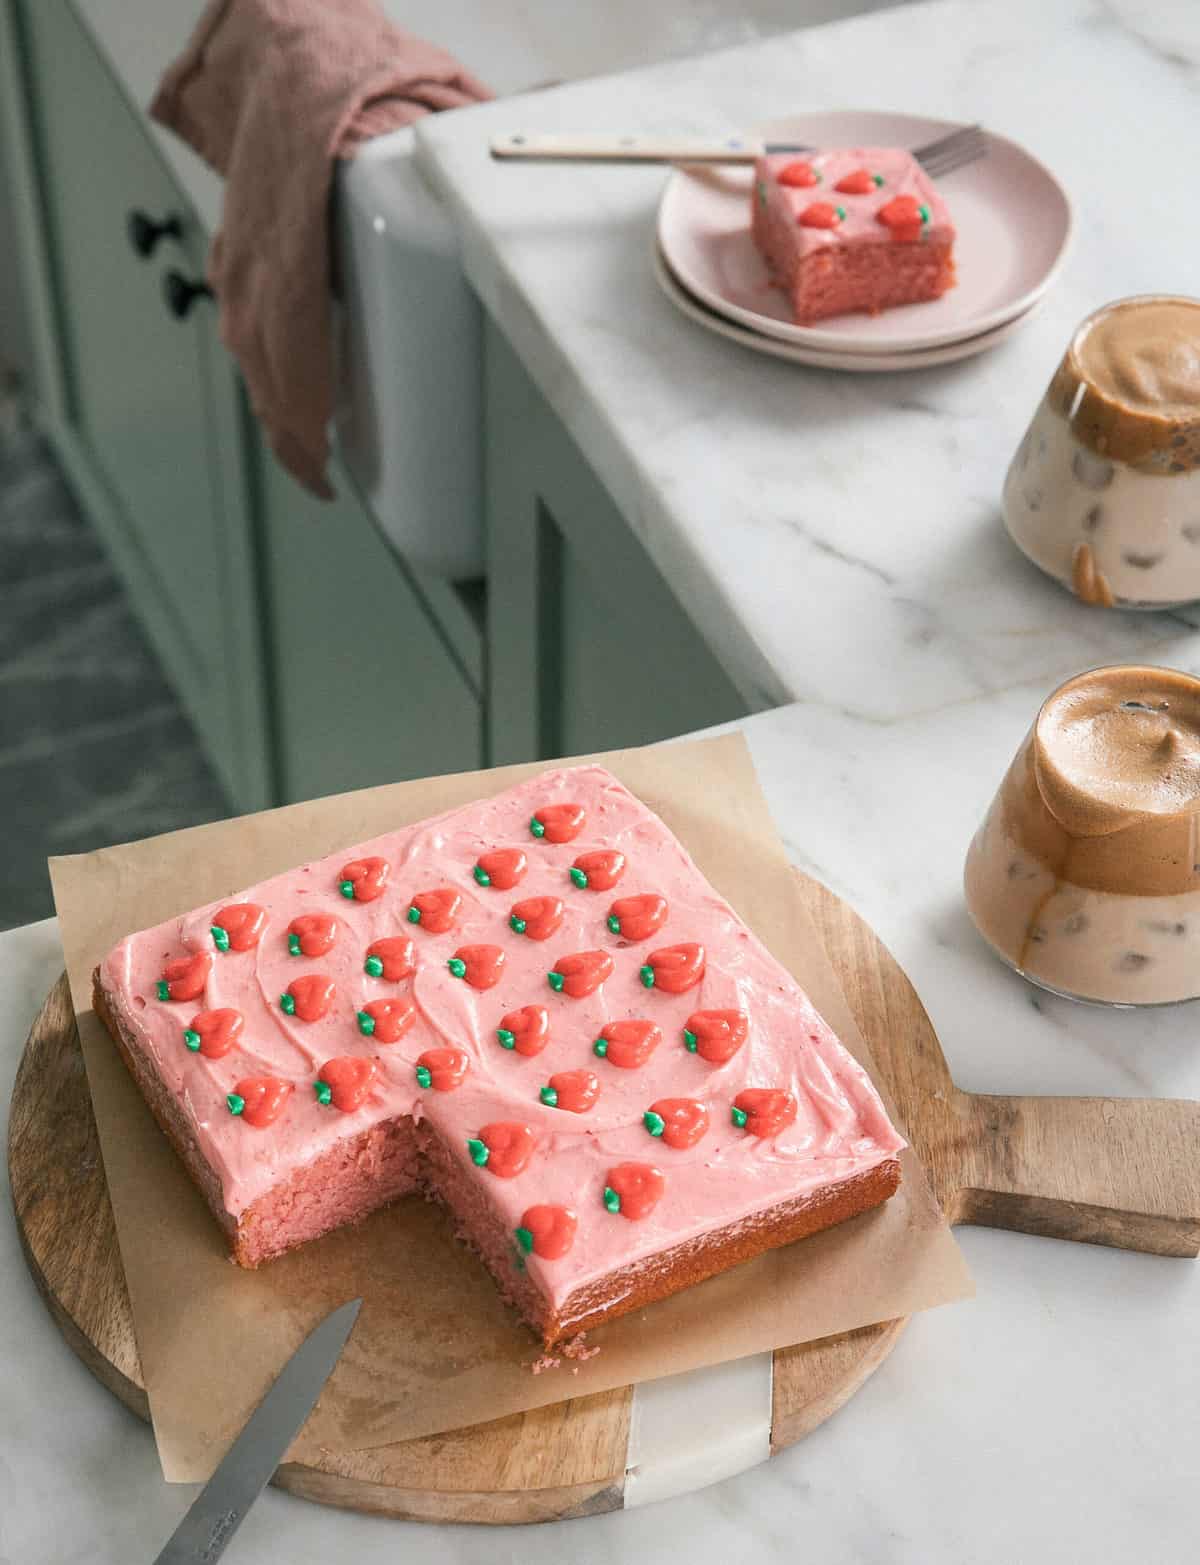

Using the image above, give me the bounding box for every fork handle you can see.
[490,133,764,165]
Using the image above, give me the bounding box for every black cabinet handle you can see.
[127,208,182,258]
[163,269,214,320]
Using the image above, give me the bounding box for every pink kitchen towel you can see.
[151,0,491,498]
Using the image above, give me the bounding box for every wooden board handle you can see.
[952,1091,1200,1257]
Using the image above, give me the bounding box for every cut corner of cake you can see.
[94,763,906,1346]
[750,145,957,325]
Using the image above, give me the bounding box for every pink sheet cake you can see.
[94,766,905,1345]
[751,146,956,324]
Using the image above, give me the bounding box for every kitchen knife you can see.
[490,133,809,164]
[152,1298,362,1564]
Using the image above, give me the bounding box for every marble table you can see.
[3,684,1198,1562]
[415,0,1200,713]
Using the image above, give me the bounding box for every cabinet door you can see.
[261,453,483,802]
[18,0,271,809]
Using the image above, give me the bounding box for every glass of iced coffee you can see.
[964,665,1200,1004]
[1003,296,1200,608]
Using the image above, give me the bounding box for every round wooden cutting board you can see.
[9,875,1198,1524]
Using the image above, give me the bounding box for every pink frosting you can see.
[757,146,954,258]
[100,766,905,1311]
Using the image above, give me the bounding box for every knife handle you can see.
[490,132,762,165]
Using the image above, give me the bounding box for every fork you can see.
[490,123,986,178]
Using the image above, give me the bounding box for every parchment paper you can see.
[49,733,972,1482]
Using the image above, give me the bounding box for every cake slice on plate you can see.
[751,146,956,325]
[95,765,905,1346]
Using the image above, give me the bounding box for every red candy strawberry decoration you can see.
[603,1162,664,1220]
[876,193,929,242]
[280,974,336,1022]
[227,1075,292,1128]
[835,167,883,195]
[569,849,626,891]
[473,848,528,890]
[156,952,211,1003]
[467,1121,535,1178]
[183,1007,243,1059]
[210,903,266,953]
[407,887,462,933]
[356,996,416,1043]
[643,1097,709,1150]
[497,1004,551,1056]
[683,1009,749,1064]
[415,1046,469,1092]
[315,1055,377,1112]
[339,856,389,902]
[288,913,337,959]
[778,159,819,188]
[547,948,613,998]
[363,935,415,981]
[640,943,705,993]
[509,895,564,941]
[799,201,845,229]
[606,893,668,942]
[593,1019,662,1069]
[448,944,506,989]
[529,803,585,843]
[539,1068,601,1113]
[731,1088,798,1138]
[516,1204,577,1261]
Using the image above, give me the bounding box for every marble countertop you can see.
[416,0,1200,714]
[4,681,1198,1561]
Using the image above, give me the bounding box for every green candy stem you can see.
[539,1086,559,1107]
[339,879,356,899]
[407,905,421,924]
[315,1079,332,1106]
[363,955,383,977]
[226,1092,245,1116]
[639,965,655,989]
[509,915,527,934]
[280,993,296,1015]
[603,1186,621,1214]
[496,1028,516,1049]
[592,1037,608,1058]
[467,1137,489,1166]
[569,866,588,889]
[415,1065,432,1089]
[156,981,170,1002]
[835,205,847,221]
[448,957,467,979]
[514,1225,534,1254]
[288,933,302,957]
[731,1105,748,1128]
[182,1029,201,1052]
[606,914,621,935]
[918,202,930,224]
[547,971,565,992]
[873,172,884,186]
[210,924,230,953]
[643,1110,665,1137]
[529,816,546,838]
[473,864,491,886]
[356,1010,376,1036]
[683,1029,698,1052]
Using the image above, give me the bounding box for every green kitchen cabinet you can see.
[484,323,749,763]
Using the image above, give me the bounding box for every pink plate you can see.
[657,110,1071,355]
[653,242,1042,371]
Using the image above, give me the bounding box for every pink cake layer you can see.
[97,766,906,1331]
[751,146,956,324]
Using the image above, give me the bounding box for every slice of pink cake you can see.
[94,765,905,1345]
[751,146,956,325]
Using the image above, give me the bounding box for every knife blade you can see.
[152,1298,361,1564]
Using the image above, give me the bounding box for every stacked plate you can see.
[655,111,1073,371]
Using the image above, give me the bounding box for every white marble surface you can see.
[4,683,1198,1560]
[416,0,1200,711]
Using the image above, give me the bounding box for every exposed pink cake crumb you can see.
[530,1354,561,1375]
[562,1333,600,1362]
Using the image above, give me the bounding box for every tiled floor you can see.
[0,412,230,930]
